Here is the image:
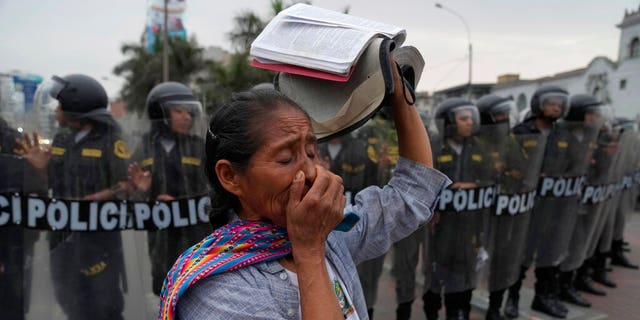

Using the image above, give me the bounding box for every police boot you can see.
[445,292,467,320]
[446,310,466,320]
[574,260,607,296]
[592,252,617,288]
[610,240,639,269]
[531,267,567,318]
[396,300,413,320]
[559,270,591,307]
[423,291,441,320]
[503,265,526,318]
[549,268,569,315]
[485,289,505,320]
[486,290,505,320]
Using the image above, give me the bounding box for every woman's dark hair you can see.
[205,89,307,229]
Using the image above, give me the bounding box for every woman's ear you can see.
[215,160,242,196]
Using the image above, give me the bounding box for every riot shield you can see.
[524,120,598,268]
[559,125,617,272]
[595,125,631,255]
[486,131,546,292]
[2,81,212,319]
[428,119,500,294]
[318,130,376,205]
[127,113,211,297]
[613,124,640,241]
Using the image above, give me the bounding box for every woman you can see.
[159,61,449,320]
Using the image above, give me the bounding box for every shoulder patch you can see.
[557,141,568,149]
[114,140,131,159]
[471,154,483,162]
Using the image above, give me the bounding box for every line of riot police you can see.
[1,75,214,319]
[319,85,639,320]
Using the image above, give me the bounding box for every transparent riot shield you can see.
[486,131,546,292]
[318,129,377,206]
[0,119,43,319]
[349,114,399,305]
[524,120,598,268]
[613,124,640,242]
[428,118,500,294]
[127,112,211,298]
[5,90,212,319]
[559,125,617,272]
[595,124,632,255]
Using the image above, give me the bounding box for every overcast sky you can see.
[1,0,638,98]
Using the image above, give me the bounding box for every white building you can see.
[491,6,640,119]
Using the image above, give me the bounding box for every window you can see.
[620,79,627,90]
[630,37,640,59]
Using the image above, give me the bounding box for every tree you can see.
[113,35,206,115]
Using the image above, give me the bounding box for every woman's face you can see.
[235,105,318,227]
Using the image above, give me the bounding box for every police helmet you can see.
[530,85,569,120]
[434,97,480,138]
[50,74,108,114]
[146,82,201,122]
[567,94,612,129]
[476,94,516,125]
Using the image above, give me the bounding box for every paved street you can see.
[372,212,640,320]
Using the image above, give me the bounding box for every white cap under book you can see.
[275,38,425,142]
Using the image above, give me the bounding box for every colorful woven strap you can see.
[158,220,291,320]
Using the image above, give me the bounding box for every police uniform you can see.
[132,132,210,295]
[425,136,495,319]
[0,118,31,320]
[352,115,397,319]
[47,124,129,320]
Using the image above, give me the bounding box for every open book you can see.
[250,3,406,81]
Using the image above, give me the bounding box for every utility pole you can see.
[435,3,472,100]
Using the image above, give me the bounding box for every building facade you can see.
[426,6,640,120]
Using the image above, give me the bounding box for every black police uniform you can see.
[0,118,31,320]
[47,124,129,320]
[132,132,210,295]
[425,136,495,319]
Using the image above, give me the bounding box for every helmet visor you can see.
[489,100,518,127]
[539,92,569,119]
[160,100,204,136]
[584,104,613,130]
[49,76,69,100]
[450,105,480,138]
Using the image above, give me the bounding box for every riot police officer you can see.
[506,85,590,319]
[557,94,614,307]
[425,98,495,320]
[477,94,546,320]
[609,117,639,270]
[1,116,38,320]
[17,74,130,320]
[128,82,211,295]
[354,111,398,319]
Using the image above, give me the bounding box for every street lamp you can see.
[435,3,472,99]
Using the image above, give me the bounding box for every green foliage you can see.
[112,0,312,116]
[113,36,206,115]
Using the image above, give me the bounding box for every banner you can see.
[146,0,188,53]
